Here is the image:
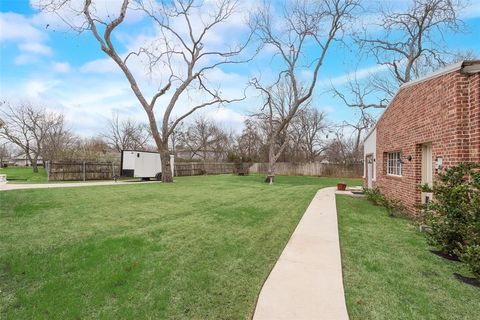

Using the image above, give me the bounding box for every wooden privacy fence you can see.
[46,160,361,181]
[46,161,120,181]
[174,162,235,176]
[249,162,363,178]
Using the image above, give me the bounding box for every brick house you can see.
[363,60,480,214]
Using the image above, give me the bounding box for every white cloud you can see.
[462,1,480,19]
[80,58,119,74]
[319,64,388,87]
[14,54,40,65]
[319,105,335,114]
[207,107,245,122]
[30,0,146,31]
[24,79,59,98]
[0,12,53,64]
[0,12,45,43]
[203,68,247,85]
[52,62,71,73]
[18,42,52,56]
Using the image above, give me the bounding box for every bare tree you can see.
[102,113,150,152]
[0,142,11,167]
[324,126,359,164]
[178,116,230,161]
[42,116,77,162]
[251,0,357,182]
[291,107,328,162]
[252,79,296,182]
[37,0,251,182]
[369,0,464,85]
[169,120,184,156]
[336,0,466,110]
[342,108,375,159]
[236,118,264,162]
[0,102,65,173]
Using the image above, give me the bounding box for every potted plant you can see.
[337,182,347,191]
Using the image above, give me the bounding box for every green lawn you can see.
[337,195,480,320]
[0,166,47,183]
[0,175,361,319]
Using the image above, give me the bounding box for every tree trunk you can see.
[159,145,173,183]
[30,157,39,173]
[266,142,275,184]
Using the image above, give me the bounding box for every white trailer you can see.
[121,150,174,180]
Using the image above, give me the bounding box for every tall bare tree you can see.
[0,102,65,173]
[37,0,251,182]
[41,115,77,162]
[102,113,151,152]
[336,0,466,110]
[251,0,358,183]
[252,79,300,180]
[290,107,328,162]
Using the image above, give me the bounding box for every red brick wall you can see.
[469,73,480,163]
[372,71,480,214]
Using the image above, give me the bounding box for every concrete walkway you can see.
[253,187,349,320]
[0,180,160,191]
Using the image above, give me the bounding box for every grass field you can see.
[0,174,361,319]
[337,195,480,320]
[0,166,47,183]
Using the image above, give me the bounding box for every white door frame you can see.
[366,154,374,189]
[421,143,433,204]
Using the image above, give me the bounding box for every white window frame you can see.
[387,151,402,176]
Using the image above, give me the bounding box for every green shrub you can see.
[363,187,406,217]
[460,245,480,279]
[383,198,406,218]
[422,163,480,279]
[363,187,386,206]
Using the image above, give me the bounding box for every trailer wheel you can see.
[155,172,162,181]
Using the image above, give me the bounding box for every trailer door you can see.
[134,152,162,178]
[121,151,136,177]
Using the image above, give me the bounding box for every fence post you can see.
[83,161,86,182]
[111,161,115,179]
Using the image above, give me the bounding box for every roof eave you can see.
[362,60,480,143]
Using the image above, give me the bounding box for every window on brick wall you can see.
[387,151,402,176]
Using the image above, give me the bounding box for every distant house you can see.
[0,157,12,167]
[11,153,43,167]
[364,60,480,213]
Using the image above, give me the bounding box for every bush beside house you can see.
[421,163,480,279]
[364,163,480,281]
[363,187,406,218]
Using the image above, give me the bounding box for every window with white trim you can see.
[387,152,402,176]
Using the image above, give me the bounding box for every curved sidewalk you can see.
[253,187,349,320]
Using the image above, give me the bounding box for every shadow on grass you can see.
[454,273,480,288]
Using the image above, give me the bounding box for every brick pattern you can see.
[369,71,480,214]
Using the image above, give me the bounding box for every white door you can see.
[367,157,373,189]
[421,144,433,204]
[134,152,162,178]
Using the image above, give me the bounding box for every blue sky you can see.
[1,0,480,137]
